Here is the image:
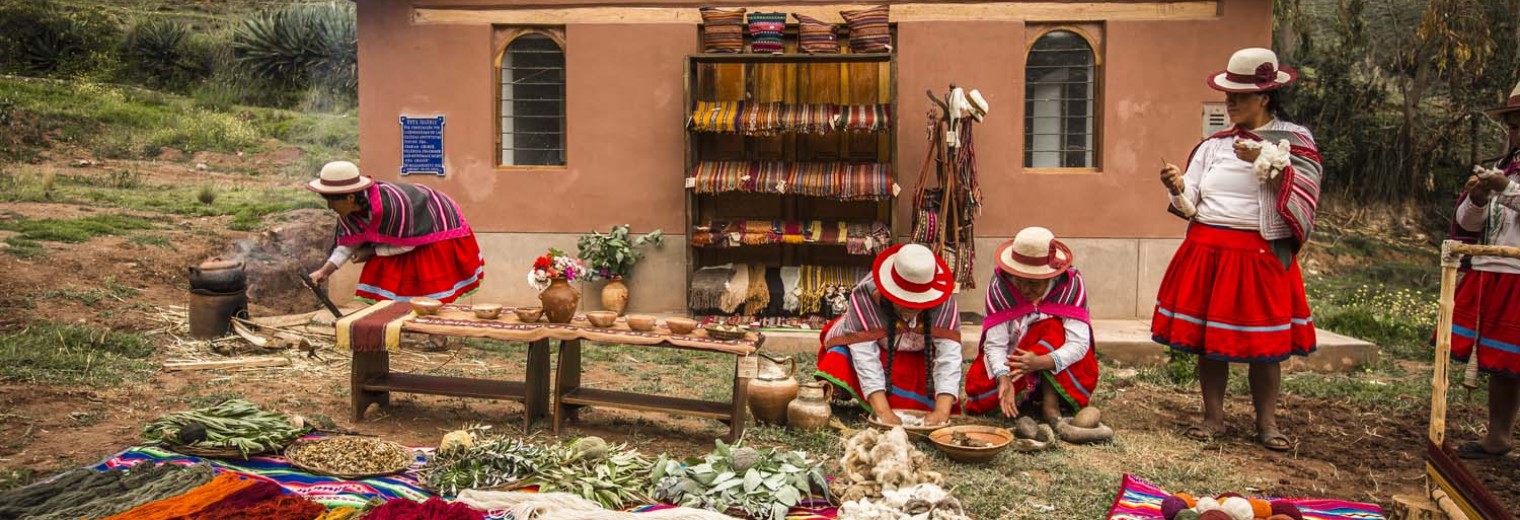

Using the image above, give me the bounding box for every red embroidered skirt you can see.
[1448,270,1520,379]
[1151,224,1316,363]
[964,318,1099,415]
[813,318,946,413]
[355,235,485,304]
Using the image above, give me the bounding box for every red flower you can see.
[533,255,552,270]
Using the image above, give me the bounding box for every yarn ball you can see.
[1162,496,1190,520]
[1199,511,1234,520]
[1269,501,1304,520]
[1217,492,1246,500]
[1174,511,1201,520]
[1249,499,1273,518]
[1267,516,1295,520]
[1194,497,1222,512]
[1220,497,1255,520]
[1175,493,1198,508]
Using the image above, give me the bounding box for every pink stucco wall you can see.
[356,0,1274,238]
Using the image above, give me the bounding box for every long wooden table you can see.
[341,302,763,439]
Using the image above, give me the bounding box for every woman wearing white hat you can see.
[1153,48,1323,451]
[305,161,485,305]
[963,227,1097,423]
[1443,79,1520,459]
[814,244,964,426]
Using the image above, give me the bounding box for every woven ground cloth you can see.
[1107,474,1385,520]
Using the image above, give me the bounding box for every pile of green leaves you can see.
[652,440,830,520]
[524,437,655,510]
[419,436,543,497]
[142,399,308,459]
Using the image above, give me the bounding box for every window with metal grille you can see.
[1024,30,1096,169]
[500,34,565,167]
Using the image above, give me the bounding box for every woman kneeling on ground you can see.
[814,244,963,426]
[964,227,1098,424]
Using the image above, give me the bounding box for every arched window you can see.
[499,33,565,167]
[1024,29,1097,169]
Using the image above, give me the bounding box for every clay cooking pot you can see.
[188,257,246,293]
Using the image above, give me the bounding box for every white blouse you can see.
[1457,179,1520,274]
[1170,120,1312,230]
[834,316,964,401]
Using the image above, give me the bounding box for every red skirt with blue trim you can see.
[964,318,1098,415]
[1151,223,1316,363]
[813,318,948,413]
[1448,270,1520,380]
[355,234,485,304]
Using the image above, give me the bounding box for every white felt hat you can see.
[872,244,954,309]
[306,161,374,195]
[995,227,1073,280]
[1206,48,1297,93]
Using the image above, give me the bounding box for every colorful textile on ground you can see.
[965,318,1099,414]
[699,7,746,53]
[747,12,787,53]
[336,181,472,249]
[624,500,838,520]
[794,13,840,54]
[102,472,268,520]
[690,161,894,200]
[841,5,892,53]
[691,220,891,255]
[1106,474,1385,520]
[0,463,214,520]
[336,299,414,352]
[94,444,433,510]
[1152,223,1316,363]
[1170,126,1322,249]
[1448,270,1520,379]
[365,496,485,520]
[356,234,485,303]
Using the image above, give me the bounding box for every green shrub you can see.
[0,0,119,76]
[231,3,355,105]
[197,185,217,205]
[0,323,155,387]
[119,18,213,92]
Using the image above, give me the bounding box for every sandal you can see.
[1457,441,1513,460]
[1257,430,1292,452]
[1183,424,1217,442]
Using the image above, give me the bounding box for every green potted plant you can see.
[577,225,664,315]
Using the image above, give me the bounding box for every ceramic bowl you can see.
[586,311,618,328]
[410,297,443,316]
[626,315,657,332]
[867,409,949,439]
[514,307,543,322]
[665,317,698,335]
[928,425,1014,463]
[472,304,502,320]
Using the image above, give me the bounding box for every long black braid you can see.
[877,300,938,400]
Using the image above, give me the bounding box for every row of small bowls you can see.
[408,298,702,334]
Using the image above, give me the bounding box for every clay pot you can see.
[787,381,833,431]
[187,257,246,293]
[539,278,580,324]
[601,279,629,316]
[748,354,799,425]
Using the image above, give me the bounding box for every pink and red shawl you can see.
[335,181,472,248]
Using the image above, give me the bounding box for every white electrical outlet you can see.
[1202,103,1229,138]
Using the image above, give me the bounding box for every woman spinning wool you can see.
[814,244,963,426]
[1152,48,1322,452]
[963,227,1097,423]
[305,161,485,304]
[1444,79,1520,460]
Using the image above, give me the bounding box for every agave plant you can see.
[0,0,118,76]
[120,19,210,90]
[231,2,355,94]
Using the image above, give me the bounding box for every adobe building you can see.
[333,0,1276,324]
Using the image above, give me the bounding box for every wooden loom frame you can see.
[1427,240,1517,520]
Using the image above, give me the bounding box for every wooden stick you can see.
[1430,241,1461,445]
[164,358,291,371]
[231,320,269,348]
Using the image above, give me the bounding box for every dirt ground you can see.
[0,156,1516,516]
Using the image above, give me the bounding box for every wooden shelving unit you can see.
[683,51,897,321]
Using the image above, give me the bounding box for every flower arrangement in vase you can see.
[576,225,664,315]
[527,248,588,323]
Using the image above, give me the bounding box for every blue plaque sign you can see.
[400,115,445,176]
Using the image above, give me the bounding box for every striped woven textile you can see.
[741,102,787,136]
[790,104,841,134]
[691,220,890,255]
[793,13,840,54]
[337,181,472,249]
[690,161,893,201]
[699,7,746,53]
[1106,475,1385,520]
[841,5,892,53]
[747,12,787,54]
[840,104,892,133]
[690,101,741,133]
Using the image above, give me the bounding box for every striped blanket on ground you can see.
[91,444,840,520]
[1107,474,1385,520]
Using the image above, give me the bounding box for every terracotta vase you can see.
[787,381,834,431]
[748,354,799,425]
[601,278,629,316]
[539,278,580,324]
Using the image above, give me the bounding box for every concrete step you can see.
[756,319,1379,373]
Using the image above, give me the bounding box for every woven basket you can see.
[704,325,748,341]
[284,437,415,480]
